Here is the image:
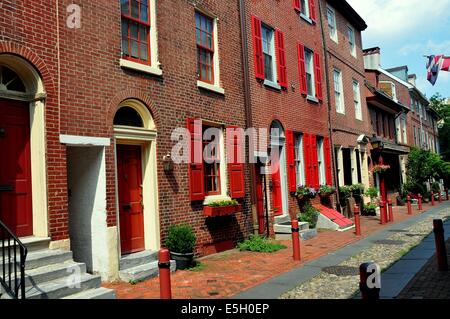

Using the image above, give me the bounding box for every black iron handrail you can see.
[0,220,27,299]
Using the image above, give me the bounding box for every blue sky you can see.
[347,0,450,99]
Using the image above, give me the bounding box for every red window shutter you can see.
[275,30,288,89]
[297,43,307,95]
[314,52,323,101]
[324,137,333,185]
[311,135,319,188]
[187,118,205,201]
[293,0,301,12]
[227,126,245,199]
[309,0,317,22]
[303,133,311,186]
[251,16,265,80]
[286,130,297,193]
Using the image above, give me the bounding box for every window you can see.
[334,68,344,113]
[327,6,338,43]
[401,117,408,144]
[203,125,221,196]
[305,48,315,97]
[380,81,397,101]
[413,126,417,146]
[317,137,326,185]
[300,0,310,17]
[195,12,215,84]
[295,134,306,186]
[261,25,277,83]
[348,25,356,57]
[353,80,362,120]
[424,109,428,121]
[121,0,151,65]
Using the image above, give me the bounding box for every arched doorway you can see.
[270,121,289,217]
[113,100,159,255]
[0,55,47,238]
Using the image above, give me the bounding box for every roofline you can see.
[326,0,367,31]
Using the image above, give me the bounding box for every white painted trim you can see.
[113,127,157,141]
[197,81,225,95]
[60,134,111,147]
[119,58,163,76]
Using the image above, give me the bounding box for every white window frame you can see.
[295,134,306,186]
[347,24,356,57]
[401,117,408,144]
[317,137,326,186]
[334,68,345,114]
[353,79,362,120]
[300,0,311,21]
[304,47,316,98]
[195,10,225,95]
[261,24,279,89]
[380,81,397,102]
[327,5,338,43]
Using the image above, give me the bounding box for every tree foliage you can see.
[430,93,450,161]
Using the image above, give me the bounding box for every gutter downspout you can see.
[238,0,259,234]
[318,0,342,211]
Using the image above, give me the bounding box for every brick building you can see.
[320,0,369,211]
[0,0,254,283]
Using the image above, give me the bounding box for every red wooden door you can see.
[0,100,33,237]
[117,144,145,254]
[255,168,265,234]
[271,160,283,216]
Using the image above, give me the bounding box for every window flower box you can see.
[318,185,336,198]
[204,200,241,217]
[296,186,317,201]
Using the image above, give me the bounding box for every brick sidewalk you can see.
[397,239,450,299]
[104,202,441,299]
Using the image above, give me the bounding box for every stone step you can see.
[274,221,309,234]
[119,260,176,283]
[0,249,73,272]
[22,262,86,288]
[119,250,158,271]
[274,215,291,225]
[25,273,102,299]
[275,228,318,241]
[62,287,116,299]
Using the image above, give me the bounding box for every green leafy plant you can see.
[187,261,206,272]
[297,203,320,229]
[339,185,352,201]
[165,224,197,254]
[296,186,317,199]
[318,185,336,196]
[362,203,377,216]
[238,235,287,253]
[431,182,441,193]
[206,199,239,207]
[365,187,379,200]
[350,183,365,194]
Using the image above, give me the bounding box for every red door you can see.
[0,100,33,237]
[271,160,283,216]
[117,144,145,254]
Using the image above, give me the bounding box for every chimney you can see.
[363,47,381,70]
[408,74,417,87]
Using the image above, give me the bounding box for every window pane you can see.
[121,20,129,38]
[130,23,138,40]
[131,40,138,58]
[122,39,129,56]
[140,43,148,61]
[121,0,129,15]
[140,4,149,23]
[264,54,273,81]
[139,25,148,43]
[131,0,139,19]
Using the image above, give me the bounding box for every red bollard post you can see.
[418,194,423,211]
[407,196,413,215]
[158,249,172,299]
[439,191,443,203]
[359,263,380,300]
[379,201,386,225]
[446,188,449,201]
[388,200,394,223]
[354,205,361,236]
[291,220,301,262]
[433,219,449,272]
[431,192,435,206]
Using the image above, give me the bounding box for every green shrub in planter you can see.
[298,203,320,229]
[165,224,196,270]
[238,235,286,253]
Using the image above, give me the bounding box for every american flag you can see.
[427,55,450,85]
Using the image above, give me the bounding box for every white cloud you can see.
[347,0,450,43]
[397,40,450,56]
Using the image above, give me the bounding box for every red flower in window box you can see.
[204,200,242,217]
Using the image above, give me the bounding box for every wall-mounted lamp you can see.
[163,154,174,172]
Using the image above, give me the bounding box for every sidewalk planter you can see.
[203,204,242,217]
[170,252,195,270]
[165,224,196,270]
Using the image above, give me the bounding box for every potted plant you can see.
[362,203,377,216]
[165,224,196,270]
[372,164,391,174]
[203,199,241,217]
[318,185,336,198]
[297,203,320,229]
[296,185,317,201]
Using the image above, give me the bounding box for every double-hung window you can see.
[121,0,151,65]
[347,25,356,57]
[327,6,338,43]
[304,48,315,97]
[295,134,306,186]
[334,68,344,114]
[316,137,326,186]
[203,125,221,196]
[196,12,215,84]
[300,0,310,18]
[262,25,277,84]
[353,80,362,120]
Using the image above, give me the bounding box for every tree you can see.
[429,93,450,161]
